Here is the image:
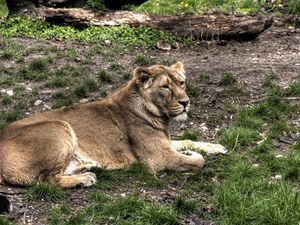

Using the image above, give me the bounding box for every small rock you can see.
[44,104,52,110]
[75,57,81,62]
[104,40,111,45]
[252,164,259,168]
[271,175,282,180]
[34,100,43,106]
[1,89,5,94]
[274,175,282,180]
[26,87,32,92]
[6,90,13,96]
[275,154,284,158]
[79,98,89,104]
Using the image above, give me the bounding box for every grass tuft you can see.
[0,216,14,225]
[52,92,74,109]
[74,78,98,98]
[219,127,259,151]
[133,54,154,66]
[98,69,113,83]
[180,129,201,141]
[26,181,65,202]
[173,194,197,214]
[28,58,48,72]
[141,204,180,225]
[219,72,237,86]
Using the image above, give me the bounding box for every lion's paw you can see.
[78,172,97,187]
[181,150,203,158]
[201,143,227,155]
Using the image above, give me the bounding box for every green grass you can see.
[74,78,98,98]
[288,0,300,15]
[135,0,265,15]
[186,82,201,102]
[180,129,201,141]
[220,127,259,151]
[109,63,124,71]
[0,0,8,19]
[282,80,300,97]
[214,178,300,225]
[48,193,181,225]
[206,112,224,126]
[133,54,155,66]
[52,92,75,109]
[0,16,194,48]
[29,58,48,72]
[0,216,15,225]
[173,194,198,214]
[93,162,163,190]
[98,69,114,83]
[219,72,237,86]
[26,181,65,202]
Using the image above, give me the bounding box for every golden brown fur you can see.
[0,62,226,188]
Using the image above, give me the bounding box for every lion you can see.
[0,62,226,188]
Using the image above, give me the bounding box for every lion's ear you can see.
[170,61,185,75]
[134,67,153,89]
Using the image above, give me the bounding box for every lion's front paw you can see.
[78,172,97,187]
[181,150,203,159]
[199,143,228,155]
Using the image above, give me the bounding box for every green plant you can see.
[109,63,124,71]
[186,82,201,101]
[1,16,191,48]
[219,72,237,86]
[288,0,300,15]
[173,194,197,214]
[180,129,201,141]
[0,109,23,130]
[52,92,74,109]
[85,0,106,10]
[0,215,15,225]
[213,180,300,225]
[74,78,98,98]
[98,69,113,83]
[29,58,48,72]
[219,127,259,151]
[206,112,224,126]
[47,204,72,225]
[141,204,180,225]
[123,71,132,80]
[0,49,14,59]
[46,76,71,88]
[282,80,300,97]
[26,181,65,202]
[133,54,154,66]
[0,0,8,18]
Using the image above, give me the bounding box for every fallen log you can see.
[37,8,273,40]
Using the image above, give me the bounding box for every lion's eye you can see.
[162,84,170,90]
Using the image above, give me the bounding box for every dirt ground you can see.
[1,21,300,224]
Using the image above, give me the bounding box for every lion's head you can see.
[133,62,190,121]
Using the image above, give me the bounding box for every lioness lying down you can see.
[0,62,226,188]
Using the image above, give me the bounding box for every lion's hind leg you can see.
[0,120,98,188]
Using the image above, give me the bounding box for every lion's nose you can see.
[178,99,190,108]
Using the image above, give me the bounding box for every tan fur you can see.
[0,62,226,188]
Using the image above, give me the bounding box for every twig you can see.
[231,131,240,152]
